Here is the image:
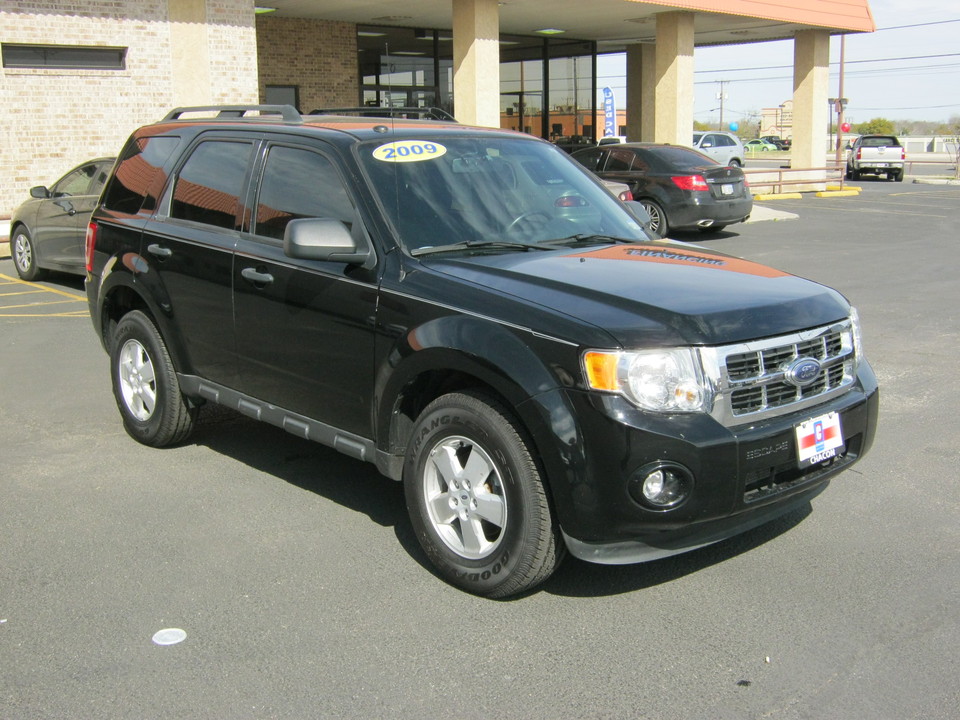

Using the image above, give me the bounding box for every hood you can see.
[422,242,850,347]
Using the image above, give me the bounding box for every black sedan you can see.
[10,157,114,280]
[571,143,752,236]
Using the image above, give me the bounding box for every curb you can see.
[816,189,860,197]
[752,193,802,201]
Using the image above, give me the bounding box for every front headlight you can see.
[582,347,713,413]
[848,307,863,360]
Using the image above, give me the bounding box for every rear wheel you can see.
[728,159,742,168]
[404,391,562,598]
[640,200,668,237]
[111,311,196,447]
[11,226,47,281]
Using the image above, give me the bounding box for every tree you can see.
[853,118,896,135]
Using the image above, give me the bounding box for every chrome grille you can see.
[706,320,857,426]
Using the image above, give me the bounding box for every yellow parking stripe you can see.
[0,272,87,317]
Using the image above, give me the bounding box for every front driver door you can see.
[232,141,378,439]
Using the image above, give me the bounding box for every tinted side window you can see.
[89,162,111,197]
[53,165,97,197]
[171,140,253,230]
[253,145,353,241]
[572,149,604,172]
[102,135,179,214]
[606,148,635,172]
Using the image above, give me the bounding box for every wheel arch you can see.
[373,316,586,513]
[96,271,191,375]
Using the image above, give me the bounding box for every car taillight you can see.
[857,148,862,160]
[900,147,905,160]
[671,175,709,191]
[85,221,98,272]
[555,194,589,207]
[618,189,633,202]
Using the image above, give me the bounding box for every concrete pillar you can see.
[452,0,500,127]
[792,29,831,185]
[626,43,656,142]
[654,11,694,145]
[169,0,211,106]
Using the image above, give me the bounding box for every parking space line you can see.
[0,272,87,317]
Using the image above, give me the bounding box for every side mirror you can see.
[30,186,50,199]
[845,143,852,150]
[623,200,654,235]
[283,217,374,268]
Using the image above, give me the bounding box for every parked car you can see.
[572,143,752,236]
[744,139,779,152]
[845,134,904,181]
[10,157,114,280]
[552,135,595,153]
[691,131,744,167]
[760,135,790,150]
[85,105,877,598]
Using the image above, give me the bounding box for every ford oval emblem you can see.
[785,357,822,388]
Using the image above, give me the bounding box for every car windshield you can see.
[357,135,648,254]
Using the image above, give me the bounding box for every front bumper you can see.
[545,363,878,564]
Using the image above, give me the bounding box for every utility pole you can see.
[835,35,846,167]
[716,81,728,131]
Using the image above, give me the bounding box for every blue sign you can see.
[602,87,616,137]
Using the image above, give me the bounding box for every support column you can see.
[792,29,830,186]
[452,0,500,127]
[654,12,694,145]
[169,0,211,106]
[626,43,656,142]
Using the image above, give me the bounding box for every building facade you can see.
[1,0,875,218]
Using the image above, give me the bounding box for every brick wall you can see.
[256,16,358,113]
[0,0,259,218]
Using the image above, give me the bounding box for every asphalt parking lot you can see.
[2,180,958,719]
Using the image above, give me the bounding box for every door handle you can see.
[147,243,172,259]
[241,267,274,286]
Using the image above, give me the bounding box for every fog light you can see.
[629,463,693,510]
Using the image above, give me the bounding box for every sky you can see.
[597,0,960,127]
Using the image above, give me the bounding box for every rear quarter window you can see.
[101,135,180,215]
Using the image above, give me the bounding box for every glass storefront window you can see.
[357,26,595,142]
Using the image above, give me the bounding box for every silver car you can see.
[691,131,744,167]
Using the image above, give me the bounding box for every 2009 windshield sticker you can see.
[372,141,447,163]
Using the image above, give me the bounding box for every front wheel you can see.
[110,311,196,447]
[404,392,562,598]
[11,226,47,281]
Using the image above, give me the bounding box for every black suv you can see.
[85,105,879,597]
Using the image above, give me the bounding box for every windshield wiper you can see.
[540,234,642,248]
[411,240,552,257]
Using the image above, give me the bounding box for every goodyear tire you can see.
[111,310,196,447]
[404,392,562,598]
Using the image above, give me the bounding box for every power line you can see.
[695,52,960,76]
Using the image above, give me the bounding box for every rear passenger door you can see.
[232,140,378,438]
[142,133,255,388]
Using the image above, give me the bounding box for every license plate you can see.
[721,183,734,195]
[874,162,888,167]
[795,412,844,468]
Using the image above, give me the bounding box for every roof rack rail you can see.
[162,105,302,123]
[309,106,456,122]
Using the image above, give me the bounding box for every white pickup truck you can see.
[846,135,905,181]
